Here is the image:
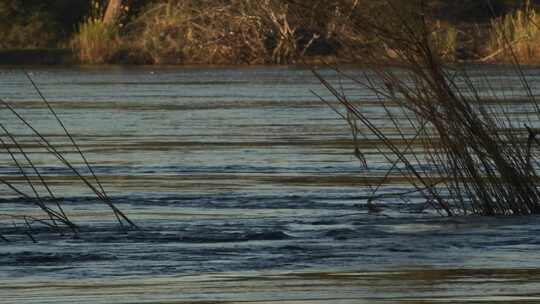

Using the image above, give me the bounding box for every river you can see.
[1,66,540,303]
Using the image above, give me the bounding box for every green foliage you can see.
[0,1,55,48]
[0,0,89,49]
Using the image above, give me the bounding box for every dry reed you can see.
[0,71,136,240]
[315,0,540,216]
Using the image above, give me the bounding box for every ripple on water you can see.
[2,66,540,303]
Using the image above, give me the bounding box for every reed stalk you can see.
[0,71,137,240]
[315,0,540,216]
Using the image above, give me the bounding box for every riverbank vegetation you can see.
[71,1,122,64]
[487,0,540,63]
[0,0,88,49]
[1,0,540,65]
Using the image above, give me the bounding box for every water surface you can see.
[1,66,540,303]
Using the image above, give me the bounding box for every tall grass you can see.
[316,0,540,216]
[71,0,122,64]
[430,21,458,62]
[487,0,540,63]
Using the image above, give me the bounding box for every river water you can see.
[1,66,540,303]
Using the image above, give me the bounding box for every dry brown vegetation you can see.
[486,0,540,64]
[4,0,540,65]
[132,1,270,64]
[316,0,540,216]
[68,0,485,65]
[71,0,366,64]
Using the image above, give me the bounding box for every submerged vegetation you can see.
[316,0,540,216]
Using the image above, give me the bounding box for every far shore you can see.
[1,48,522,67]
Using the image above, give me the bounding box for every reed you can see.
[0,71,136,240]
[315,0,540,216]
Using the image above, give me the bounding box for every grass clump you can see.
[71,1,122,64]
[72,18,121,64]
[487,0,540,63]
[430,21,458,62]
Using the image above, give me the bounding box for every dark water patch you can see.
[9,100,327,111]
[310,219,341,225]
[280,245,306,252]
[387,246,417,253]
[62,80,256,86]
[138,229,291,243]
[245,231,290,241]
[2,252,116,266]
[0,225,75,236]
[325,228,358,240]
[67,227,293,244]
[0,193,368,210]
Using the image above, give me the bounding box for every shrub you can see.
[0,6,56,48]
[0,0,89,49]
[130,0,359,64]
[133,0,269,64]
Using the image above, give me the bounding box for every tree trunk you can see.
[103,0,123,25]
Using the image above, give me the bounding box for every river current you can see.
[1,66,540,303]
